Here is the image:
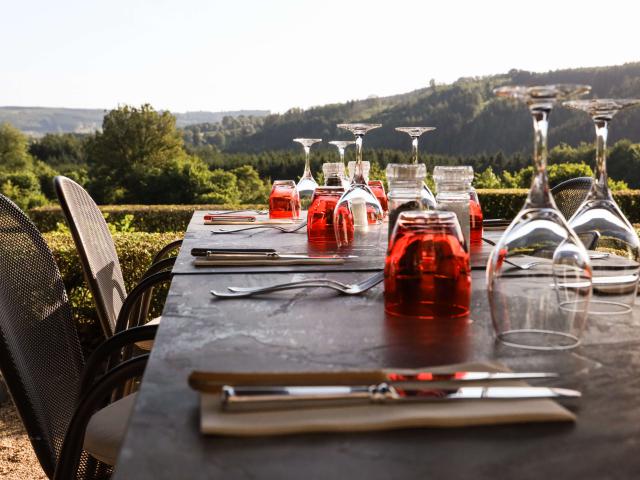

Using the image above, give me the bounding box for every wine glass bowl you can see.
[487,84,593,350]
[563,98,640,314]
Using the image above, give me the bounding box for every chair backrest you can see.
[0,194,84,477]
[55,176,127,337]
[550,176,593,220]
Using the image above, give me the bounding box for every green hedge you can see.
[31,203,267,232]
[30,190,640,235]
[44,231,182,355]
[477,189,640,222]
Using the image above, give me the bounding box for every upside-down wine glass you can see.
[333,123,384,247]
[395,127,437,208]
[487,84,593,350]
[293,138,322,199]
[328,140,354,188]
[563,99,640,314]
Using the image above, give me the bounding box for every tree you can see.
[29,133,86,166]
[474,167,503,189]
[86,105,196,203]
[0,122,34,171]
[231,165,269,203]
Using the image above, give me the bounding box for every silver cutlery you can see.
[208,209,269,215]
[211,271,384,298]
[212,222,307,234]
[221,383,581,411]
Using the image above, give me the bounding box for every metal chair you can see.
[54,176,181,338]
[550,176,593,220]
[0,193,159,479]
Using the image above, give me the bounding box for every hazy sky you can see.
[1,0,638,113]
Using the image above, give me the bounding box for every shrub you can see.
[44,231,182,354]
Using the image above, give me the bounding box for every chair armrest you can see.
[151,239,183,264]
[80,324,158,394]
[54,355,149,480]
[140,256,176,281]
[115,270,173,334]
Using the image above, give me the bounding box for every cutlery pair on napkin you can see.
[191,247,347,266]
[204,212,298,225]
[189,363,579,436]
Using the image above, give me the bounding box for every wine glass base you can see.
[496,329,581,351]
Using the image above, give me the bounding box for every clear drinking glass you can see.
[293,138,322,199]
[322,162,348,188]
[488,84,593,350]
[563,99,640,314]
[333,124,384,247]
[395,127,437,209]
[385,210,471,319]
[328,140,355,177]
[434,166,473,249]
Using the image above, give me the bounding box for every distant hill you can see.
[0,107,270,136]
[183,62,640,156]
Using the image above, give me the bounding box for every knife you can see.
[193,253,347,266]
[221,383,581,411]
[188,370,558,393]
[191,248,277,257]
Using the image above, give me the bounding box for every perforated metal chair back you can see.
[0,194,106,478]
[550,176,593,220]
[55,176,127,337]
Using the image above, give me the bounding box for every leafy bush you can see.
[44,231,182,354]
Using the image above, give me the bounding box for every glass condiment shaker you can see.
[433,166,473,248]
[386,163,426,239]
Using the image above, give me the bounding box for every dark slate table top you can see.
[113,213,640,480]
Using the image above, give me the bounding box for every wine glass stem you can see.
[525,107,555,209]
[592,118,611,200]
[302,146,312,179]
[338,148,346,168]
[411,136,419,164]
[353,134,366,184]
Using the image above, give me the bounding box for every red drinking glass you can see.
[307,187,344,245]
[368,180,388,214]
[269,180,300,219]
[469,188,483,245]
[384,210,471,319]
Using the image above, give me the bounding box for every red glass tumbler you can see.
[269,180,300,220]
[368,180,389,214]
[307,186,343,245]
[384,210,471,319]
[469,189,483,245]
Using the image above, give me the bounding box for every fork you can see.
[482,237,610,270]
[211,271,384,298]
[212,222,307,234]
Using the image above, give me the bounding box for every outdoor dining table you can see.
[113,211,640,479]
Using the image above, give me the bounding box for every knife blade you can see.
[188,370,559,393]
[221,383,581,411]
[191,248,277,257]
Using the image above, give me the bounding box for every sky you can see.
[1,0,639,113]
